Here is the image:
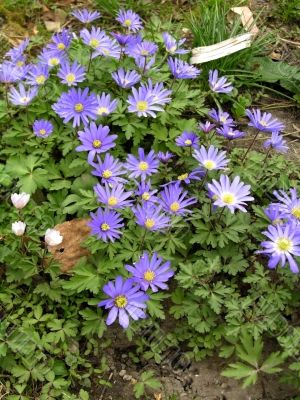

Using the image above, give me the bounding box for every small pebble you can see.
[123,374,133,381]
[119,369,126,377]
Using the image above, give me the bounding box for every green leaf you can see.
[62,260,101,294]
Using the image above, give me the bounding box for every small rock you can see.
[121,354,128,359]
[221,383,229,390]
[119,369,126,377]
[123,374,133,381]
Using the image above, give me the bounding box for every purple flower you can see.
[142,79,172,106]
[111,68,141,88]
[76,123,117,159]
[246,108,285,133]
[198,121,216,133]
[216,125,245,140]
[126,252,174,292]
[135,180,158,203]
[263,132,288,153]
[175,168,204,184]
[159,183,196,215]
[168,57,201,79]
[133,203,170,231]
[116,9,143,32]
[93,38,121,59]
[208,108,234,126]
[0,62,23,83]
[208,69,233,94]
[126,148,159,180]
[80,27,110,53]
[207,175,254,213]
[33,119,53,138]
[176,131,199,148]
[158,151,173,163]
[193,145,228,171]
[162,32,188,55]
[98,276,148,329]
[49,29,72,52]
[9,84,38,106]
[94,183,133,209]
[127,86,163,117]
[135,55,156,72]
[126,40,158,58]
[112,33,142,47]
[90,153,127,185]
[257,223,300,273]
[273,189,300,223]
[264,204,284,225]
[5,39,29,62]
[52,87,98,127]
[72,9,101,23]
[95,93,118,117]
[57,61,86,86]
[26,63,49,86]
[88,208,124,242]
[38,48,68,68]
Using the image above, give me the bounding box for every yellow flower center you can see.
[39,129,46,135]
[291,206,300,219]
[178,173,188,181]
[108,196,118,206]
[220,116,226,123]
[49,57,59,66]
[136,101,148,112]
[20,96,29,104]
[114,295,128,308]
[17,60,24,67]
[74,103,84,112]
[35,74,46,84]
[138,161,149,171]
[184,139,192,146]
[170,202,180,212]
[142,192,151,201]
[66,73,76,83]
[101,223,110,231]
[144,270,155,282]
[203,160,216,170]
[141,50,149,56]
[89,38,100,48]
[276,237,292,252]
[93,139,102,148]
[97,107,109,115]
[221,193,235,205]
[145,218,155,229]
[102,169,112,178]
[168,45,177,54]
[57,42,65,50]
[124,19,132,27]
[260,120,268,127]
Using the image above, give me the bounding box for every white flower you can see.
[11,192,30,209]
[45,228,63,246]
[12,221,26,236]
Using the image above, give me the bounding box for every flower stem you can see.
[216,207,225,225]
[139,230,147,251]
[240,129,260,165]
[199,170,208,191]
[87,48,93,73]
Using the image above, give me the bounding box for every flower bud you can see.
[11,192,30,209]
[12,221,26,236]
[45,228,63,246]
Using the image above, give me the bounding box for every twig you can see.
[99,372,114,400]
[279,37,300,48]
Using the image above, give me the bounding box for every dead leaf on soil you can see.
[43,9,67,32]
[47,218,91,273]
